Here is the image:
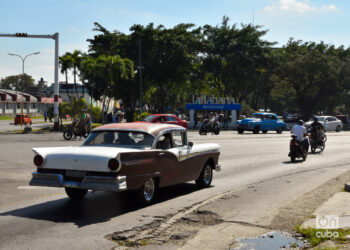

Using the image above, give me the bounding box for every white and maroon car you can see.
[30,123,220,205]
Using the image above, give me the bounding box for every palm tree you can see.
[70,50,83,98]
[59,53,73,103]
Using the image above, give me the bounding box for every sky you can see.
[0,0,348,85]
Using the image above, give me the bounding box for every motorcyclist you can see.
[291,120,309,152]
[310,116,324,145]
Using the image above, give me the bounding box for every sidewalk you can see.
[302,190,350,229]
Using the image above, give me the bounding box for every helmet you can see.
[298,120,304,125]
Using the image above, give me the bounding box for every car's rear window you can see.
[251,114,264,119]
[82,130,155,148]
[143,115,157,122]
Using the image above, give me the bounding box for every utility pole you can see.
[0,32,60,129]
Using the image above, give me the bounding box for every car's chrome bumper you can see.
[215,164,221,171]
[29,172,127,191]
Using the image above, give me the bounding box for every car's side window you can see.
[167,116,177,122]
[158,116,166,122]
[270,115,277,120]
[156,133,173,149]
[172,131,185,147]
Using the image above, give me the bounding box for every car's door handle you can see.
[158,152,166,156]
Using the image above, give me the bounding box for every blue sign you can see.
[186,103,241,111]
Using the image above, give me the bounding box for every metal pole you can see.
[21,57,24,130]
[53,33,59,129]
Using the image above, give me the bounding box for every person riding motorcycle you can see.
[291,120,309,152]
[310,117,324,145]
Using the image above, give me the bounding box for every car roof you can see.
[93,122,185,137]
[253,112,277,116]
[149,114,177,117]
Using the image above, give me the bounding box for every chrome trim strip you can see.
[178,149,220,162]
[215,164,221,172]
[29,172,127,191]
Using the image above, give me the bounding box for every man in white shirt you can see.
[291,120,309,151]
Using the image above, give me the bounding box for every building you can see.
[0,88,62,116]
[45,82,92,104]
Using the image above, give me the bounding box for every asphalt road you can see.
[0,119,53,131]
[1,130,350,249]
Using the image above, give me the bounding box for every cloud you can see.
[264,0,336,14]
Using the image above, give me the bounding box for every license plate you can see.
[65,170,86,178]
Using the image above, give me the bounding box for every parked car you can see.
[237,112,287,134]
[305,116,343,132]
[136,114,188,129]
[336,115,350,130]
[14,114,32,125]
[29,123,220,205]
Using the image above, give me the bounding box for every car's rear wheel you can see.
[137,177,157,205]
[196,164,213,188]
[65,187,87,200]
[237,129,244,134]
[276,126,283,134]
[336,125,341,132]
[262,130,267,134]
[253,126,260,134]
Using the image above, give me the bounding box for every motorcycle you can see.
[63,119,89,140]
[308,127,326,153]
[199,118,220,135]
[289,135,308,162]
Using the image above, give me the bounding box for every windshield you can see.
[251,114,264,119]
[310,117,325,122]
[143,115,157,122]
[82,130,155,148]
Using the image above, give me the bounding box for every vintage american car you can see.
[237,112,287,134]
[30,123,220,205]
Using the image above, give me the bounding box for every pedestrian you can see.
[194,112,198,129]
[44,111,47,122]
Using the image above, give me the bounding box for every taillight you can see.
[108,158,120,171]
[290,141,296,147]
[34,155,44,167]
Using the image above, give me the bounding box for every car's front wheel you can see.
[196,164,213,188]
[65,187,87,200]
[237,129,244,134]
[137,177,157,205]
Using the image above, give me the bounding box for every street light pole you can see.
[8,52,40,129]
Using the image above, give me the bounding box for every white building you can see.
[0,89,62,116]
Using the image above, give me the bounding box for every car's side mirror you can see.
[188,141,193,148]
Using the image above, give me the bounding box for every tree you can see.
[0,74,35,93]
[202,16,274,104]
[59,53,73,103]
[80,55,134,123]
[272,40,345,117]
